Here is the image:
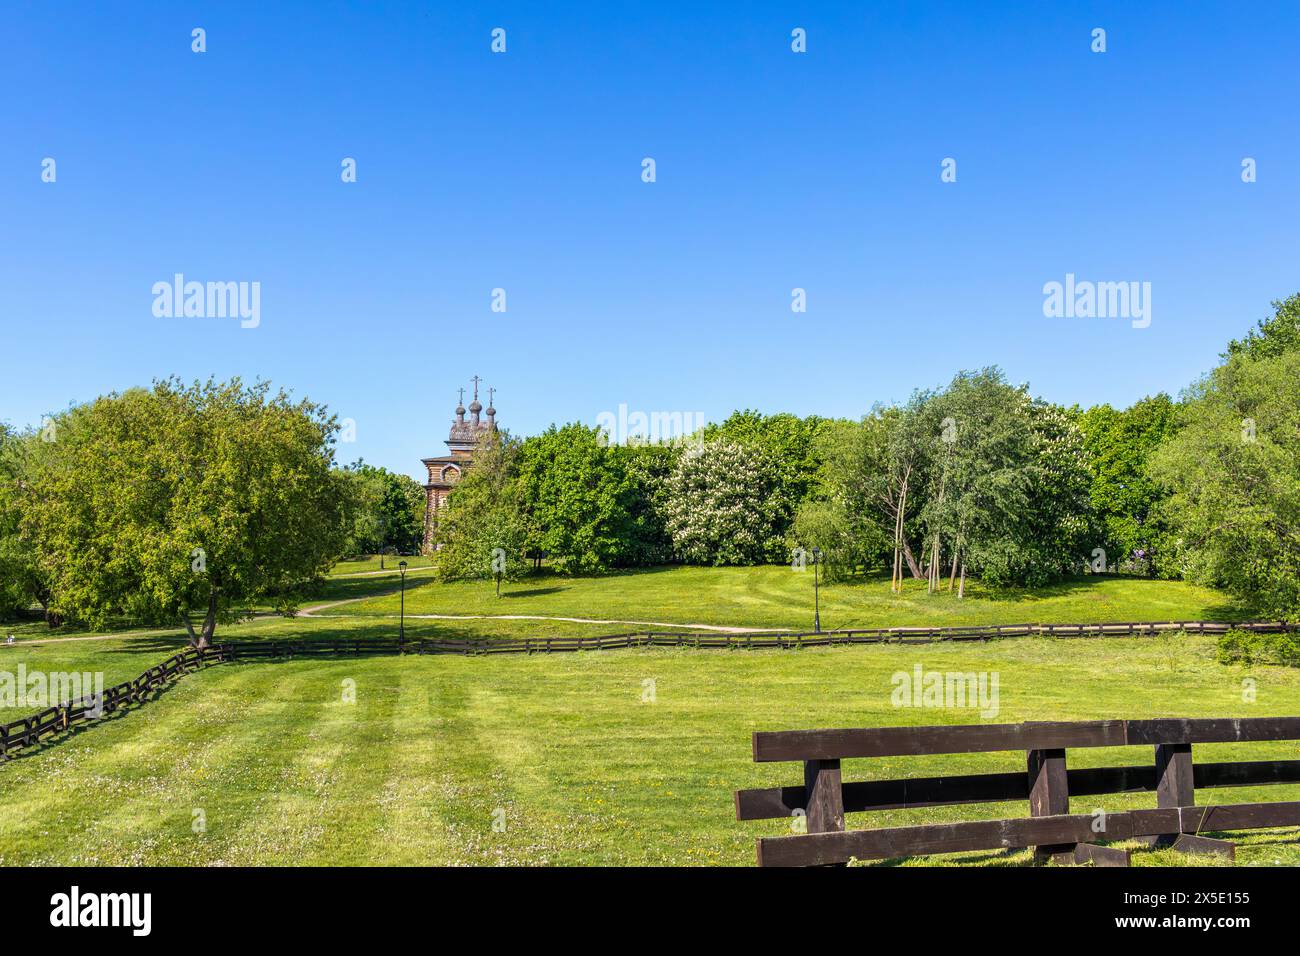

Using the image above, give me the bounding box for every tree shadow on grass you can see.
[499,587,567,599]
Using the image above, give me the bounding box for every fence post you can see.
[803,759,845,836]
[1148,741,1234,857]
[1027,748,1074,863]
[1154,742,1193,811]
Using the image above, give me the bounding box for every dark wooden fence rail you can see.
[0,646,224,759]
[2,619,1293,760]
[221,618,1293,659]
[736,717,1300,866]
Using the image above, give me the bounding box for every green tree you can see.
[1225,292,1300,361]
[341,461,426,556]
[911,370,1093,592]
[515,424,642,573]
[618,442,678,566]
[0,425,47,620]
[1076,395,1180,575]
[790,415,902,582]
[433,430,527,582]
[15,378,353,646]
[1149,348,1300,619]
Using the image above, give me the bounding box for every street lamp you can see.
[398,560,408,648]
[811,547,822,634]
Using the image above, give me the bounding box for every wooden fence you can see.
[0,645,224,759]
[736,717,1300,866]
[219,618,1292,659]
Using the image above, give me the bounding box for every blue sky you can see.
[2,1,1296,482]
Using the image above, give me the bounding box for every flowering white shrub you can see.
[662,440,783,565]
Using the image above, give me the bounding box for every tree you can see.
[341,461,426,557]
[1225,292,1300,361]
[662,440,783,565]
[0,425,46,620]
[515,424,643,573]
[618,442,678,566]
[1076,395,1180,575]
[926,371,1092,591]
[790,415,902,582]
[1149,348,1300,619]
[433,430,527,583]
[16,378,353,646]
[704,410,836,561]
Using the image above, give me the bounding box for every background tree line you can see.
[2,293,1297,637]
[433,293,1300,619]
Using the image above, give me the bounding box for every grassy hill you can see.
[330,565,1245,632]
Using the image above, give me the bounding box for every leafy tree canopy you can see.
[1225,292,1300,361]
[1150,349,1300,619]
[433,430,526,582]
[515,423,644,573]
[1076,394,1180,575]
[341,460,426,556]
[15,378,353,645]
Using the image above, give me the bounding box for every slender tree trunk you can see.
[928,463,948,595]
[892,475,909,593]
[183,591,218,649]
[959,558,966,599]
[901,538,925,580]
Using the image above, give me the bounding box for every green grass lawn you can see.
[1,627,1298,866]
[329,554,436,575]
[332,565,1245,632]
[0,567,1290,867]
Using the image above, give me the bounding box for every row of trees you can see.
[434,294,1300,619]
[431,413,831,582]
[795,369,1093,590]
[2,293,1296,638]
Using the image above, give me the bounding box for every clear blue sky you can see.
[2,1,1296,482]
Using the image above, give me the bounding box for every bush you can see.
[662,440,783,565]
[1216,628,1300,667]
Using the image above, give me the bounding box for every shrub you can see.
[1216,628,1300,667]
[663,440,783,565]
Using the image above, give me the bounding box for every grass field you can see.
[330,565,1246,632]
[2,626,1298,866]
[1,567,1294,867]
[329,554,436,575]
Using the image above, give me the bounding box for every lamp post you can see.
[811,547,822,634]
[398,560,408,648]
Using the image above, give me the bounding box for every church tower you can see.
[421,377,497,553]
